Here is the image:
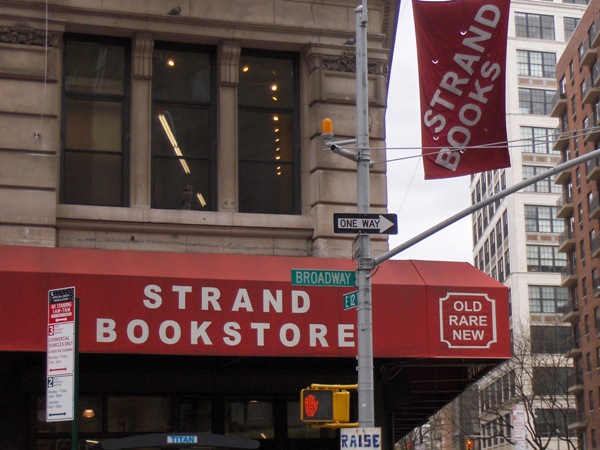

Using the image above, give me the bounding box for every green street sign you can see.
[343,290,358,310]
[291,269,356,287]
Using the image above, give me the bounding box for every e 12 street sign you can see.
[333,213,398,235]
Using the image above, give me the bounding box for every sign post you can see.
[46,287,79,450]
[47,287,76,422]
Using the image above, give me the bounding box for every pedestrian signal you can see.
[300,388,350,423]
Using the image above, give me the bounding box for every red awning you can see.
[0,245,510,359]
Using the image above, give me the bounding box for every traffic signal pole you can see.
[354,0,376,428]
[325,0,600,434]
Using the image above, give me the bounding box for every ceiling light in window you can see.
[277,170,282,176]
[273,115,279,122]
[83,409,95,419]
[275,155,281,160]
[242,65,250,72]
[167,58,175,67]
[274,128,279,133]
[271,84,278,91]
[275,138,280,143]
[196,193,207,207]
[276,147,280,152]
[272,96,278,102]
[158,113,191,174]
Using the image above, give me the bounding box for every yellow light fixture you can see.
[242,65,250,72]
[196,193,207,207]
[272,96,278,102]
[167,58,175,67]
[275,155,281,160]
[271,84,278,91]
[83,409,95,419]
[274,128,279,133]
[157,113,191,174]
[321,117,333,139]
[273,115,279,122]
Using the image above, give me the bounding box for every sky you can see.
[383,0,474,263]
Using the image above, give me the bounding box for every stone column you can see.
[130,33,154,208]
[217,41,240,212]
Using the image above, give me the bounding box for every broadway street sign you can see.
[291,269,356,287]
[333,213,398,235]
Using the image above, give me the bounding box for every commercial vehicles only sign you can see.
[439,292,497,349]
[46,287,76,422]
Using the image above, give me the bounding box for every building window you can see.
[526,245,567,272]
[523,166,562,193]
[519,88,556,115]
[564,17,581,41]
[107,396,171,432]
[152,43,215,211]
[521,126,558,154]
[238,51,299,214]
[529,285,569,313]
[62,35,130,206]
[517,50,556,78]
[515,12,555,40]
[530,326,571,353]
[524,205,564,233]
[563,0,589,4]
[532,367,573,395]
[534,409,574,437]
[225,399,274,439]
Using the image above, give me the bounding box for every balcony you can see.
[555,148,572,185]
[586,152,600,181]
[592,15,600,49]
[561,262,578,287]
[590,192,600,220]
[584,113,600,143]
[558,227,576,253]
[553,126,571,152]
[567,411,587,430]
[562,295,580,323]
[550,90,568,118]
[579,37,596,67]
[582,73,600,104]
[556,191,574,219]
[592,233,600,259]
[568,366,584,391]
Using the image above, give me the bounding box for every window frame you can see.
[60,33,131,207]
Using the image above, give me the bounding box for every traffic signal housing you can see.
[300,388,350,423]
[466,439,473,450]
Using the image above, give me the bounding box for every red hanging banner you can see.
[412,0,511,179]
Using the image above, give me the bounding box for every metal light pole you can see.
[354,0,375,428]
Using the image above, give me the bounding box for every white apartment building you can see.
[471,1,588,450]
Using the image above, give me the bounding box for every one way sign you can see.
[333,213,398,235]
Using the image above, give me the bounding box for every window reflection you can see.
[225,399,274,439]
[62,36,128,207]
[238,52,298,214]
[152,44,214,211]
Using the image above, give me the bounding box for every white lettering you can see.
[143,285,162,309]
[127,319,149,344]
[309,324,328,347]
[202,287,221,310]
[223,322,241,345]
[232,289,253,312]
[97,318,117,342]
[280,323,300,347]
[172,285,192,309]
[159,320,181,344]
